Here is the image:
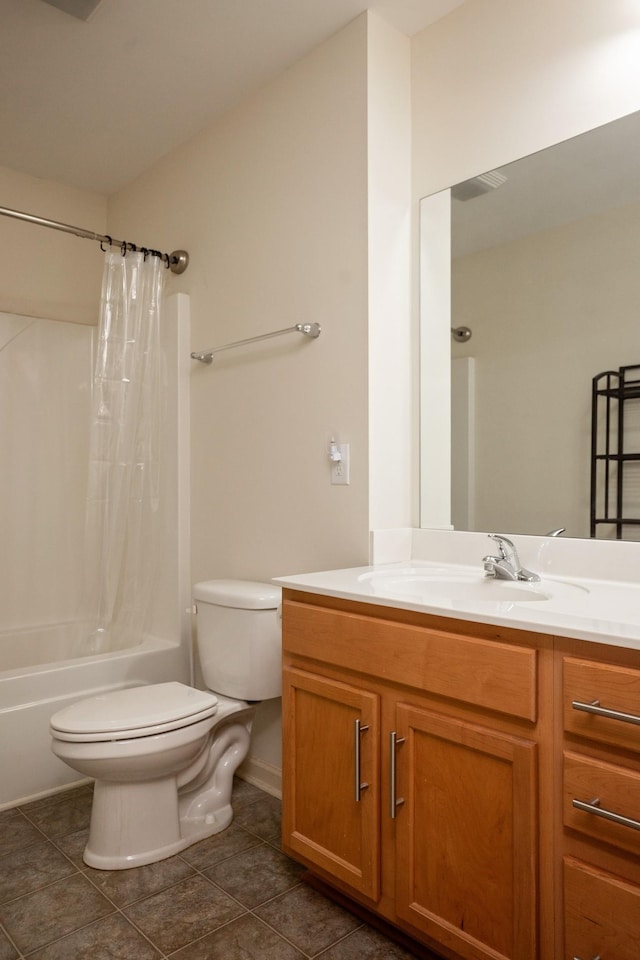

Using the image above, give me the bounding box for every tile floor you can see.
[0,780,439,959]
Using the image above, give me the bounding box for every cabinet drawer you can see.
[283,600,537,721]
[564,750,640,856]
[564,857,640,960]
[563,656,640,752]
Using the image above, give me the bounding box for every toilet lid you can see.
[50,682,219,742]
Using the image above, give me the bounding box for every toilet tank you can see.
[192,580,282,701]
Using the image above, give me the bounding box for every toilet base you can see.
[81,715,252,870]
[83,785,233,870]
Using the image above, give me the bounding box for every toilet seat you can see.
[50,682,219,743]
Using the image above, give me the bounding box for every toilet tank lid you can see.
[193,579,281,609]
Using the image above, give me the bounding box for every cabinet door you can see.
[281,666,381,901]
[394,704,537,960]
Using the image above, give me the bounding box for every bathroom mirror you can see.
[420,109,640,540]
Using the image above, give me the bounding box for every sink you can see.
[358,566,588,611]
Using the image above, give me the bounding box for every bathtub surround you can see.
[0,295,191,809]
[0,312,93,631]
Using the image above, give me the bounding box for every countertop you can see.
[275,560,640,651]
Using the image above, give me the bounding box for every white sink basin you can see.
[358,566,588,610]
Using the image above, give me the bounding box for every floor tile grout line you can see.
[243,908,313,958]
[1,786,399,959]
[5,807,58,846]
[0,849,82,908]
[182,855,307,912]
[0,918,24,960]
[310,923,368,959]
[16,899,166,959]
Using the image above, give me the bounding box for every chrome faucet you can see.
[482,534,540,582]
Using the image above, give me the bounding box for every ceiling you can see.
[0,0,464,195]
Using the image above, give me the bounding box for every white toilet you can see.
[49,579,281,870]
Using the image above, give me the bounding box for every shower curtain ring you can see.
[100,235,112,252]
[121,241,127,257]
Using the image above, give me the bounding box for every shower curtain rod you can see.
[191,322,321,364]
[0,204,189,274]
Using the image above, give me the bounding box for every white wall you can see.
[109,17,372,587]
[108,16,375,780]
[367,15,413,531]
[412,0,640,201]
[0,166,105,325]
[107,13,416,784]
[413,0,640,531]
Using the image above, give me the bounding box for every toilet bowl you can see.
[49,580,281,870]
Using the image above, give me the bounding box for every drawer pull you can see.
[573,955,601,960]
[573,796,640,832]
[389,731,405,820]
[572,698,640,726]
[354,720,369,802]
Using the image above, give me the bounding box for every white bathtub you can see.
[0,622,189,809]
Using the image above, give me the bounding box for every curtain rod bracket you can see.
[169,250,189,275]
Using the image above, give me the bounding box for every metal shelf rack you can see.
[591,363,640,538]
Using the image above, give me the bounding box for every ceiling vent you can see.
[451,169,508,201]
[40,0,104,21]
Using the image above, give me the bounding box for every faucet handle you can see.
[488,533,517,562]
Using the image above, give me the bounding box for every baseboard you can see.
[1,776,94,812]
[236,756,282,799]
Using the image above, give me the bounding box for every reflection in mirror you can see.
[422,110,640,540]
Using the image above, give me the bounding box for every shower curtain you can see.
[81,251,165,652]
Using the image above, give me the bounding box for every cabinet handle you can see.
[354,720,369,802]
[389,731,405,819]
[573,955,601,960]
[572,698,640,727]
[573,796,640,832]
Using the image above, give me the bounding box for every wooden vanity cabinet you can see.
[282,592,550,960]
[558,641,640,960]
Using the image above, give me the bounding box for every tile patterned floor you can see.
[0,780,436,959]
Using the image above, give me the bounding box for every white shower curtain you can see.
[81,250,164,652]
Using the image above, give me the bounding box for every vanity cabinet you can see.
[282,593,549,960]
[558,644,640,960]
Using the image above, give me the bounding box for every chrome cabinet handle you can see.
[572,698,640,727]
[573,796,640,832]
[573,955,601,960]
[354,719,369,802]
[389,731,405,819]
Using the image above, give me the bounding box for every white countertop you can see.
[275,559,640,651]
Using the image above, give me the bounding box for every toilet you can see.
[49,580,281,870]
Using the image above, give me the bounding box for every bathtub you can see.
[0,622,189,810]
